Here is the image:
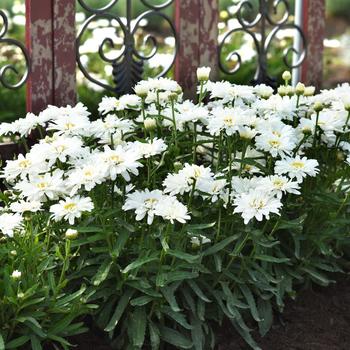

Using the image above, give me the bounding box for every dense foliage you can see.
[0,70,350,349]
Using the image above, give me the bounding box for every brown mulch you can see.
[68,275,350,350]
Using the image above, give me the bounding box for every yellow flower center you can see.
[145,198,158,207]
[63,203,77,211]
[251,199,265,209]
[110,155,122,163]
[268,140,281,147]
[19,160,31,168]
[37,182,48,189]
[56,145,66,153]
[223,115,235,126]
[291,161,305,169]
[84,170,93,177]
[64,122,76,130]
[273,179,285,189]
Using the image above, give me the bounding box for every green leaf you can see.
[202,236,238,256]
[239,284,261,322]
[130,307,147,348]
[255,255,290,263]
[167,250,200,263]
[92,260,113,286]
[122,256,158,274]
[157,271,199,286]
[162,306,193,330]
[187,222,216,231]
[30,335,42,350]
[257,299,273,337]
[149,321,160,350]
[300,267,331,286]
[0,333,4,350]
[105,289,135,332]
[113,230,129,258]
[191,316,204,350]
[6,335,30,349]
[131,295,155,306]
[161,286,181,312]
[159,326,193,349]
[187,280,211,303]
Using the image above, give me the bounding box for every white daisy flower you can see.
[50,196,94,225]
[256,175,300,199]
[233,190,282,224]
[274,155,319,183]
[10,200,42,213]
[154,196,190,224]
[0,213,23,237]
[122,189,164,225]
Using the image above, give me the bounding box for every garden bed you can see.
[67,275,350,350]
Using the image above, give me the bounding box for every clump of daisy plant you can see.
[0,71,349,350]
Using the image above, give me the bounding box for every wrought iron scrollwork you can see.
[219,0,307,87]
[77,0,178,95]
[0,9,30,89]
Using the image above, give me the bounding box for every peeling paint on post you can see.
[175,0,218,99]
[25,0,76,114]
[53,0,76,107]
[25,0,54,114]
[301,0,325,90]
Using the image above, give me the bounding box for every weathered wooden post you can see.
[301,0,325,90]
[174,0,219,98]
[25,0,76,114]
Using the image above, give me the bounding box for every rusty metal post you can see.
[25,0,76,114]
[175,0,218,98]
[301,0,325,90]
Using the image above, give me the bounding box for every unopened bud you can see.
[304,86,315,96]
[197,66,211,82]
[282,71,291,82]
[65,228,78,240]
[313,101,324,112]
[295,82,305,95]
[144,118,157,131]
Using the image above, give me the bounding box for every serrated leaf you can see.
[122,256,158,274]
[300,266,331,286]
[258,299,273,337]
[159,326,193,349]
[130,307,147,348]
[239,284,261,322]
[187,280,211,303]
[162,306,193,330]
[30,335,42,350]
[202,236,238,256]
[255,255,290,263]
[105,289,135,331]
[6,335,30,349]
[161,286,181,312]
[149,321,160,350]
[92,260,113,286]
[113,230,129,257]
[0,333,4,350]
[167,250,200,263]
[130,295,155,306]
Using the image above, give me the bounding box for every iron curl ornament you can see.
[219,0,307,87]
[76,0,178,95]
[0,9,30,90]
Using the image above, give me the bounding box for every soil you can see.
[68,275,350,350]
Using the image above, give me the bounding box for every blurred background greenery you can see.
[0,0,349,121]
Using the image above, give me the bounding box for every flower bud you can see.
[313,101,324,112]
[173,162,183,172]
[10,250,17,256]
[11,270,21,279]
[295,82,305,95]
[134,85,148,98]
[197,66,211,82]
[337,151,345,162]
[144,118,157,131]
[304,86,315,96]
[277,86,288,96]
[286,85,295,96]
[65,228,78,240]
[17,292,25,298]
[282,71,291,82]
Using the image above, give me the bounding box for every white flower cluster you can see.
[0,72,349,236]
